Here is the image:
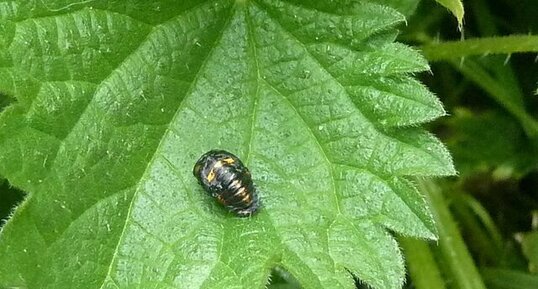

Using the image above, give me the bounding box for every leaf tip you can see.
[434,0,465,29]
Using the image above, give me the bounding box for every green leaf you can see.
[0,1,454,288]
[0,178,25,225]
[520,230,538,273]
[0,92,14,112]
[517,212,538,274]
[481,268,538,289]
[267,267,302,289]
[432,0,464,28]
[369,0,421,17]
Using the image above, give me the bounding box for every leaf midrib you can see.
[242,4,345,287]
[17,1,220,251]
[245,5,433,286]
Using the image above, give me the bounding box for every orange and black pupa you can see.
[193,150,260,217]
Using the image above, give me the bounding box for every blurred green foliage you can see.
[0,179,24,225]
[399,0,538,288]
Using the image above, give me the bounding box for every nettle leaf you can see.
[0,1,454,288]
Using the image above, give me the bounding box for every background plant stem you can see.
[399,236,446,289]
[421,35,538,61]
[419,179,487,289]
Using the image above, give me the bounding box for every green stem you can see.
[450,193,502,266]
[399,236,446,289]
[458,194,504,248]
[419,179,487,289]
[421,35,538,61]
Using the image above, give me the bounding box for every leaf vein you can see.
[96,3,234,287]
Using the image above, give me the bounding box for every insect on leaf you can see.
[0,1,454,288]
